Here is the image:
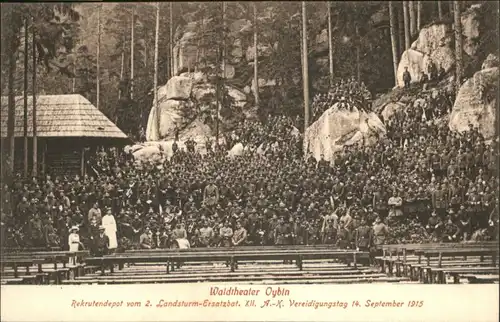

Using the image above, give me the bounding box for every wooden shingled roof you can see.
[0,94,128,139]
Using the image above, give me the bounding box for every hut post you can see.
[80,147,85,177]
[41,140,46,175]
[32,24,38,177]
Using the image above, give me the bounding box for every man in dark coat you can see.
[92,226,110,257]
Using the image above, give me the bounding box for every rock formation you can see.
[146,74,250,142]
[396,5,484,87]
[449,59,498,140]
[304,104,387,162]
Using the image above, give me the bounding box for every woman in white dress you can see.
[102,208,118,250]
[68,226,83,265]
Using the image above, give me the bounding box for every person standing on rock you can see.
[403,67,411,89]
[427,58,438,82]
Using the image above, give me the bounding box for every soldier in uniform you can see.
[232,221,247,247]
[203,179,219,212]
[403,66,411,89]
[432,183,448,218]
[442,215,460,242]
[171,223,187,240]
[336,222,351,249]
[322,218,337,244]
[219,221,233,247]
[274,216,291,246]
[372,216,389,247]
[198,221,214,247]
[426,211,443,242]
[267,214,279,246]
[354,218,373,251]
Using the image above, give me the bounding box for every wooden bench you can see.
[417,247,499,284]
[461,274,500,284]
[86,249,369,275]
[62,272,396,285]
[377,242,498,278]
[0,274,38,285]
[0,251,89,284]
[430,266,499,284]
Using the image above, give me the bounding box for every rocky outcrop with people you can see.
[304,104,386,162]
[396,4,484,87]
[449,57,498,140]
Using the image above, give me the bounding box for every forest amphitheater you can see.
[1,242,498,285]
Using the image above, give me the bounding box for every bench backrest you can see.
[383,242,498,253]
[87,249,368,262]
[124,245,335,253]
[420,248,499,257]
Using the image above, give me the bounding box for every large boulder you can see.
[132,145,164,164]
[482,54,499,70]
[411,23,452,55]
[429,46,455,72]
[146,99,195,141]
[146,73,250,142]
[245,43,276,62]
[304,104,387,162]
[250,77,276,99]
[228,143,244,158]
[164,76,193,100]
[449,66,498,139]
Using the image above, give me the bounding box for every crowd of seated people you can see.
[1,79,498,253]
[312,77,373,122]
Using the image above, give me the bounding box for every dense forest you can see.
[1,1,499,172]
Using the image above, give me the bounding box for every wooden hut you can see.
[1,94,130,177]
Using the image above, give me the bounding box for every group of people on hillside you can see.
[402,58,447,90]
[312,77,373,121]
[1,75,498,255]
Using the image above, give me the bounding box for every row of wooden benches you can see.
[375,241,499,284]
[1,245,366,284]
[88,248,369,275]
[2,242,498,285]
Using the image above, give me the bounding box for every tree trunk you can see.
[23,19,29,177]
[355,25,361,82]
[97,5,101,109]
[327,1,334,85]
[154,3,160,139]
[301,1,310,129]
[398,2,405,56]
[409,0,417,38]
[403,1,411,50]
[130,5,135,99]
[438,1,443,19]
[389,2,399,87]
[417,1,422,31]
[215,46,220,147]
[119,38,125,99]
[253,2,259,106]
[72,64,76,93]
[222,2,226,79]
[169,2,174,77]
[6,30,17,179]
[32,24,37,177]
[454,1,463,93]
